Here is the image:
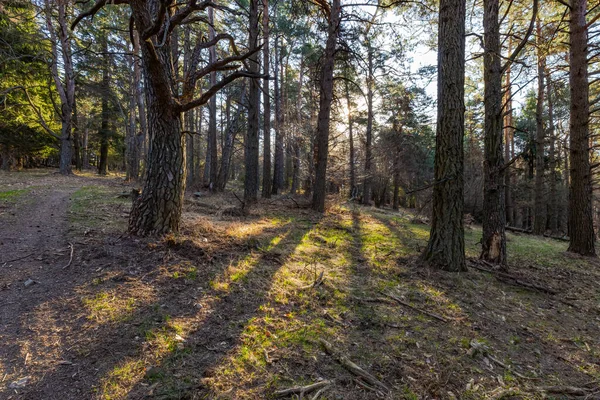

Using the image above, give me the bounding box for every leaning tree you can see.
[73,0,262,235]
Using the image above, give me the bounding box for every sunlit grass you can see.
[0,188,29,202]
[82,290,138,323]
[99,359,145,400]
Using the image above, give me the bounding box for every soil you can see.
[1,170,599,400]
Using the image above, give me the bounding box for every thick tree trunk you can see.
[533,20,546,235]
[311,0,341,212]
[262,0,272,198]
[244,0,260,203]
[568,0,595,255]
[481,0,506,266]
[421,0,466,271]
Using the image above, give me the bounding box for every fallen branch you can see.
[506,226,569,242]
[468,261,556,295]
[487,354,537,380]
[1,253,34,264]
[383,292,449,323]
[319,339,390,393]
[62,243,74,269]
[536,386,593,396]
[274,380,333,398]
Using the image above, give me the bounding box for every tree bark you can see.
[546,71,558,234]
[503,52,514,226]
[533,19,546,235]
[312,0,341,212]
[262,0,272,198]
[480,0,507,266]
[272,37,284,194]
[244,0,260,203]
[421,0,466,271]
[98,35,110,176]
[567,0,595,255]
[206,5,218,191]
[362,42,374,205]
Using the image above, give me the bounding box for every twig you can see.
[319,339,390,393]
[487,354,538,380]
[468,261,557,295]
[298,271,325,290]
[232,192,246,211]
[1,253,34,264]
[382,292,449,323]
[536,386,594,396]
[273,380,333,398]
[62,243,74,269]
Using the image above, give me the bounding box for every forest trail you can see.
[1,170,600,400]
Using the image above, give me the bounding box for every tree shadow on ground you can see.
[11,212,319,400]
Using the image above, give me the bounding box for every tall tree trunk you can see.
[132,30,147,177]
[218,87,245,190]
[481,0,506,266]
[546,72,558,234]
[272,37,284,194]
[98,36,110,176]
[503,55,514,226]
[362,43,374,205]
[205,5,218,190]
[312,0,341,212]
[73,97,82,171]
[244,0,260,203]
[422,0,466,271]
[262,0,272,198]
[567,0,595,255]
[82,123,90,169]
[533,19,546,235]
[345,79,356,198]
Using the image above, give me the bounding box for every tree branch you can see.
[501,0,538,74]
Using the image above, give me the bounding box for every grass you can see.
[8,172,596,399]
[68,185,130,234]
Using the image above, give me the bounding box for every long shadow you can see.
[368,211,598,393]
[12,214,318,399]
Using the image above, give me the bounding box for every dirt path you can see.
[0,183,80,391]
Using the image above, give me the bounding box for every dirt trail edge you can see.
[0,184,79,396]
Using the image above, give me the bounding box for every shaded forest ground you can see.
[0,170,599,400]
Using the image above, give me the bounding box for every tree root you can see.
[273,380,333,398]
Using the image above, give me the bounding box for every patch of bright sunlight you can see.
[99,359,145,400]
[82,290,138,323]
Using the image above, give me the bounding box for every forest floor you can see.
[0,169,599,400]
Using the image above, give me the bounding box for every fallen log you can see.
[506,226,569,242]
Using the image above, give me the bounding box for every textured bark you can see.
[272,38,284,194]
[98,36,110,176]
[132,30,147,176]
[262,0,272,198]
[546,72,558,234]
[244,0,260,203]
[206,6,218,190]
[82,125,90,169]
[312,0,341,212]
[567,0,595,255]
[481,0,508,266]
[362,44,374,205]
[421,0,466,271]
[503,58,514,226]
[45,1,74,175]
[533,19,546,235]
